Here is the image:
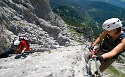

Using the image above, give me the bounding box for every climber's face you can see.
[105,29,116,36]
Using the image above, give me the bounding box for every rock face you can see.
[0,45,88,77]
[0,0,77,54]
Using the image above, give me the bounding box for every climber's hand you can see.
[92,55,103,61]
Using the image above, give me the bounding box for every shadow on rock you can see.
[15,53,29,59]
[0,53,12,58]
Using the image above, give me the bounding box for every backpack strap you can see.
[119,31,125,39]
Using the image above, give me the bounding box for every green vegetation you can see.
[62,17,86,27]
[52,5,101,37]
[14,21,25,26]
[50,0,125,37]
[104,66,125,77]
[48,50,51,53]
[53,5,85,26]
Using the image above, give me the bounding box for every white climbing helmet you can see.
[102,18,122,31]
[14,40,20,45]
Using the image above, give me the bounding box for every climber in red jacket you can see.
[15,36,32,55]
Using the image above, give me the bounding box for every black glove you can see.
[96,55,103,61]
[89,45,94,51]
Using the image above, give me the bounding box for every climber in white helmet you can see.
[86,18,125,73]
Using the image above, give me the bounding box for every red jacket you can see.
[18,40,30,51]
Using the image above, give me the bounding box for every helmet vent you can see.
[107,25,110,28]
[113,22,115,24]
